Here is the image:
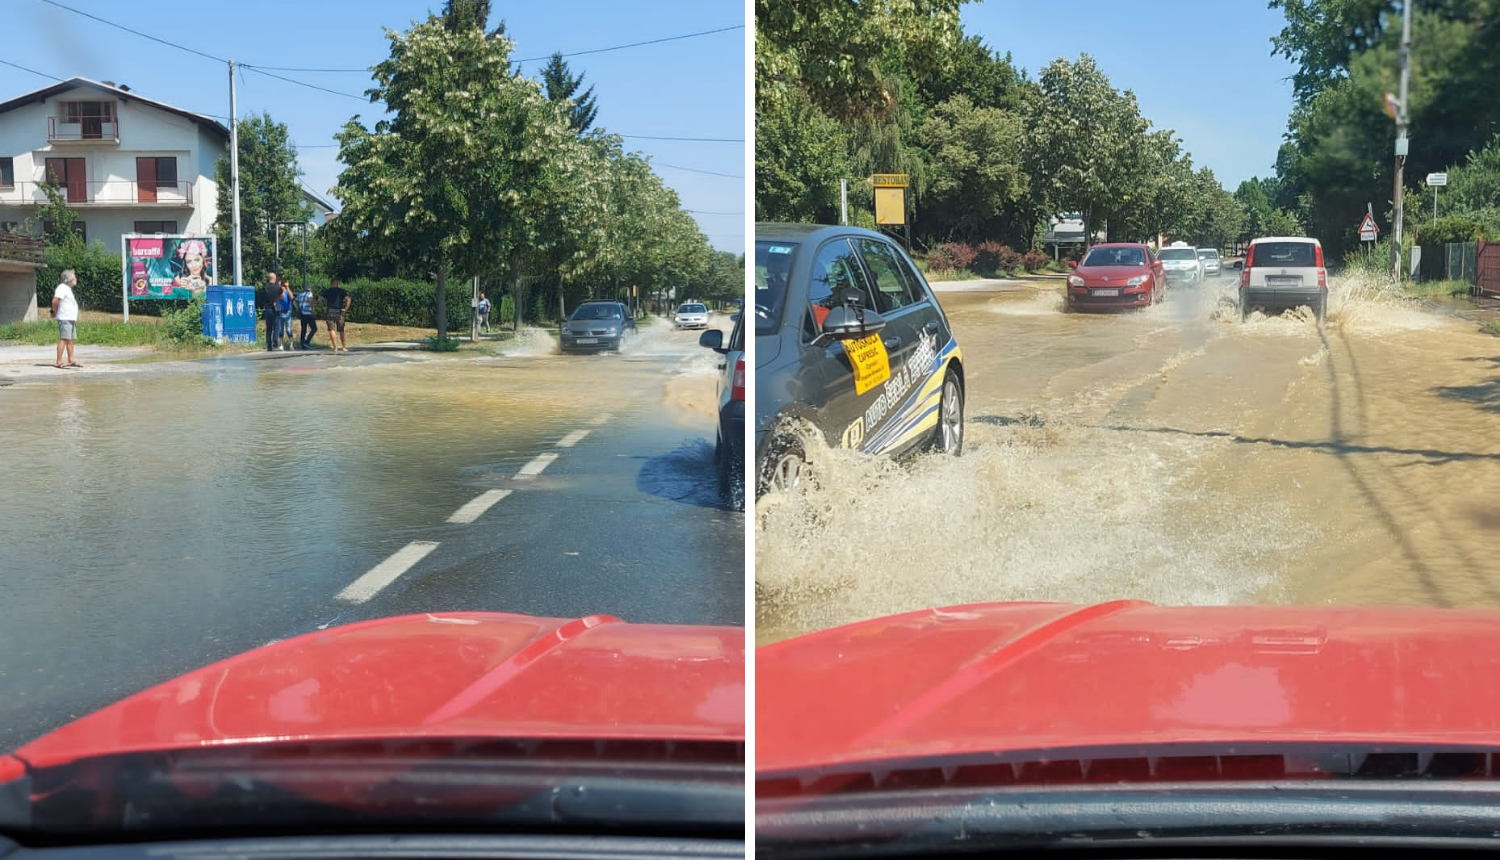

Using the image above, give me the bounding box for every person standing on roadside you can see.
[322,278,351,353]
[477,292,491,334]
[296,281,317,349]
[277,280,295,351]
[51,268,80,368]
[263,271,281,351]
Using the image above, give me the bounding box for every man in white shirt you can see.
[51,268,80,368]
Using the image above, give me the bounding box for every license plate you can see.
[575,338,598,344]
[1266,276,1300,286]
[1093,289,1119,297]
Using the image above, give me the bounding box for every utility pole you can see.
[840,179,848,225]
[229,60,243,287]
[1391,0,1413,281]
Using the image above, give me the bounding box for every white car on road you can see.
[1157,242,1204,286]
[675,302,710,329]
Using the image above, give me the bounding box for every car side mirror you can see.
[1233,260,1244,270]
[816,303,887,345]
[1068,260,1078,269]
[698,329,726,353]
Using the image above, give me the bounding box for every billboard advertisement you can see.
[121,234,216,300]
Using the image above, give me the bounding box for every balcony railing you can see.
[47,114,120,144]
[0,231,46,265]
[0,180,193,207]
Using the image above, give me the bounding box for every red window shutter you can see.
[136,157,157,203]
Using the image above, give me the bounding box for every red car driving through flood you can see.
[1066,243,1165,311]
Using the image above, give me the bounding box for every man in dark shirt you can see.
[322,278,351,353]
[263,271,281,351]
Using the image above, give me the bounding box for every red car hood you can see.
[1073,265,1148,281]
[757,601,1500,773]
[12,612,744,770]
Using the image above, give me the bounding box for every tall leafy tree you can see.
[541,53,599,134]
[214,112,309,285]
[332,12,571,338]
[1023,55,1149,246]
[919,94,1027,241]
[756,0,971,121]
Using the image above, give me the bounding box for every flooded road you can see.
[755,275,1500,643]
[0,319,743,746]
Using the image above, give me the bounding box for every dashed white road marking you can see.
[336,541,440,604]
[557,430,590,448]
[447,489,512,524]
[589,413,613,426]
[516,452,559,478]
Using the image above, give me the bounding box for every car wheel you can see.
[930,369,964,456]
[1239,291,1249,323]
[1316,292,1328,323]
[758,434,808,498]
[716,435,745,511]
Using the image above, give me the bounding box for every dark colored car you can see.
[699,311,745,510]
[1065,242,1165,310]
[559,300,634,353]
[754,224,965,499]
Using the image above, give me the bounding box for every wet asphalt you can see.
[0,326,743,748]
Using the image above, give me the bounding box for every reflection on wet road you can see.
[0,321,743,747]
[756,274,1500,643]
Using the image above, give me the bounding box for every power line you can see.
[515,24,744,64]
[654,162,743,179]
[685,210,744,216]
[38,0,226,64]
[240,65,369,102]
[246,24,744,73]
[623,134,743,143]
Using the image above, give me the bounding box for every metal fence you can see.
[1446,242,1478,285]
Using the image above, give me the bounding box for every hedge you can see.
[32,245,473,330]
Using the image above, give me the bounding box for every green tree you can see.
[756,0,971,121]
[1023,55,1149,246]
[756,87,850,222]
[332,12,572,338]
[919,94,1028,241]
[541,53,599,134]
[214,112,310,285]
[34,179,83,251]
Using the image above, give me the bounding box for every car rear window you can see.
[1082,247,1145,267]
[1251,242,1317,267]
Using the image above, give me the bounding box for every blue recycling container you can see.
[202,285,258,345]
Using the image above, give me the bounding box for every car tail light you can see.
[1241,266,1251,287]
[1317,268,1327,287]
[731,357,745,402]
[1315,244,1324,267]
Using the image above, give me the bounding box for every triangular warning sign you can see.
[1358,213,1379,235]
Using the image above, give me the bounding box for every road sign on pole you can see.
[1359,212,1379,242]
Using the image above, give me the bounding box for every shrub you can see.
[342,278,473,331]
[1416,215,1492,247]
[420,334,462,351]
[998,245,1023,273]
[929,242,977,272]
[1021,249,1051,273]
[158,295,215,347]
[974,241,1007,276]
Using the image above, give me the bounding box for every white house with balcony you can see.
[0,77,228,252]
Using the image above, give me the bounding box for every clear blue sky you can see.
[2,0,746,255]
[963,0,1299,189]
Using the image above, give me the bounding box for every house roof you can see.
[0,77,230,141]
[301,186,337,214]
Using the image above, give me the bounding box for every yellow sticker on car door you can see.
[845,333,891,395]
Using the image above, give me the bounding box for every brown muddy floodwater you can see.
[755,275,1500,644]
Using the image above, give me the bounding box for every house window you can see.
[133,220,178,234]
[63,101,114,139]
[0,158,12,189]
[41,221,86,244]
[135,157,178,202]
[43,157,87,203]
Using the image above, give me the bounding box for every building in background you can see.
[0,78,228,251]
